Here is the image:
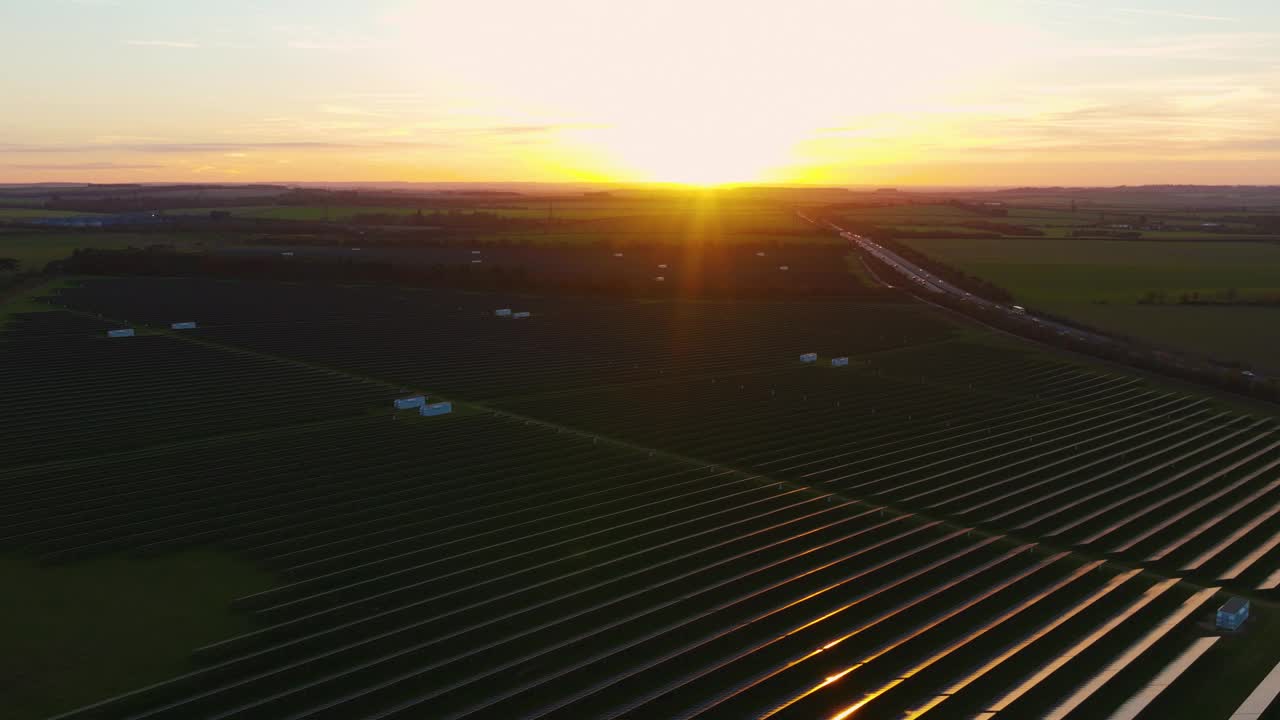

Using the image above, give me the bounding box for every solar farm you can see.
[6,276,1280,719]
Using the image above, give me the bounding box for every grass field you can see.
[0,277,75,327]
[898,235,1280,370]
[164,197,829,246]
[165,205,423,221]
[897,237,1280,304]
[0,231,208,272]
[0,551,272,720]
[1064,303,1280,371]
[0,208,103,219]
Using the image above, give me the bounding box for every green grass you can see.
[0,208,103,219]
[896,237,1280,304]
[897,236,1280,371]
[164,201,823,236]
[165,205,423,221]
[1141,597,1280,720]
[0,551,273,720]
[0,276,78,328]
[1061,303,1280,371]
[488,229,837,247]
[843,252,876,287]
[837,205,978,222]
[0,231,207,272]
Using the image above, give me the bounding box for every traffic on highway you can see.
[803,212,1106,344]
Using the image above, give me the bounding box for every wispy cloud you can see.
[1078,32,1279,60]
[1115,7,1237,23]
[276,25,383,51]
[474,124,583,136]
[125,40,201,49]
[287,40,379,50]
[6,162,164,171]
[0,140,442,154]
[319,105,388,117]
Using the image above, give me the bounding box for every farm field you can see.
[893,237,1280,305]
[6,274,1277,718]
[0,551,271,720]
[895,235,1280,371]
[165,205,425,221]
[161,198,836,248]
[1063,304,1280,374]
[0,230,207,273]
[0,208,104,219]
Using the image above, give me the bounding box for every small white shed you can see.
[799,352,817,363]
[170,322,197,330]
[107,329,135,338]
[394,396,426,410]
[421,401,453,417]
[831,357,850,367]
[494,308,513,317]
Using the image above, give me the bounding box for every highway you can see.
[796,211,1275,395]
[801,212,1112,346]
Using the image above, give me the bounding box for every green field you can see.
[898,235,1280,370]
[166,205,422,221]
[1,551,272,720]
[1064,303,1280,371]
[165,199,826,238]
[0,208,104,219]
[898,237,1280,303]
[0,231,209,272]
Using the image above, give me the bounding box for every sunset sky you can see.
[2,0,1279,186]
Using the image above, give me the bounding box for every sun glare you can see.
[575,113,811,186]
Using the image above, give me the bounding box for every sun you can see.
[573,114,808,186]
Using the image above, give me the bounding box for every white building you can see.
[799,352,817,363]
[107,329,135,338]
[170,322,197,330]
[421,401,453,416]
[394,396,426,410]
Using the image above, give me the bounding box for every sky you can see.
[2,0,1279,186]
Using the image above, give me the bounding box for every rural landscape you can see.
[5,1,1280,719]
[5,182,1280,720]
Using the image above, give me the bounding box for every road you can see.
[799,212,1113,346]
[797,211,1273,392]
